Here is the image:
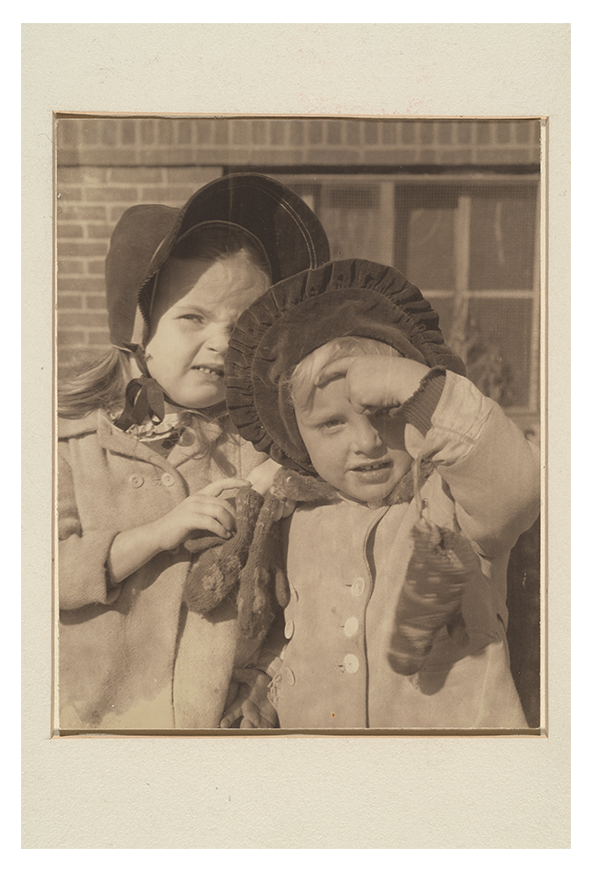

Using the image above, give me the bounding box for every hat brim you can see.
[137,173,330,328]
[106,204,178,350]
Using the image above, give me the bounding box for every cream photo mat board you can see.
[22,23,570,849]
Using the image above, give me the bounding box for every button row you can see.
[284,616,359,641]
[282,655,360,686]
[128,472,176,488]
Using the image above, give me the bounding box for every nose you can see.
[351,415,383,454]
[203,323,231,356]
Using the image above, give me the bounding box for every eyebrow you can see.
[174,303,212,317]
[298,405,344,426]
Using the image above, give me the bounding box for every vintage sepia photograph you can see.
[21,21,572,852]
[55,114,543,735]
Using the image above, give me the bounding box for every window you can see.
[274,173,540,427]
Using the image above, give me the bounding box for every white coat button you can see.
[289,584,299,603]
[343,654,360,674]
[129,474,144,488]
[285,667,295,686]
[161,473,175,487]
[284,620,294,639]
[351,577,366,597]
[344,617,359,637]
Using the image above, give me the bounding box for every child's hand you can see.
[320,356,430,415]
[219,667,278,729]
[247,459,296,519]
[153,477,252,552]
[107,478,252,585]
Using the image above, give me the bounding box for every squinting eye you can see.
[321,419,343,430]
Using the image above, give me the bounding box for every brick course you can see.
[58,117,540,169]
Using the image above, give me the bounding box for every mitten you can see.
[234,468,339,637]
[387,460,474,677]
[387,519,474,676]
[183,486,265,613]
[237,493,285,638]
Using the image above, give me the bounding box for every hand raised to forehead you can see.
[319,356,430,415]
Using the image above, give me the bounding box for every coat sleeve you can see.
[58,445,123,610]
[404,371,540,559]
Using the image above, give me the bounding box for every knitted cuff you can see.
[400,367,447,436]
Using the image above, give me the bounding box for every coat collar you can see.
[58,411,100,440]
[58,407,241,470]
[58,409,167,463]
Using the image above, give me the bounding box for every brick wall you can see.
[57,116,540,168]
[56,117,541,372]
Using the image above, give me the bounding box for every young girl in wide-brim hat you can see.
[57,173,330,731]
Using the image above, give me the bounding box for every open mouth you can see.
[192,365,224,378]
[350,460,392,473]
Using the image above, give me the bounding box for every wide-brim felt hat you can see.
[105,172,331,350]
[226,258,466,474]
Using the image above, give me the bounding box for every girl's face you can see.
[145,253,268,408]
[295,377,412,504]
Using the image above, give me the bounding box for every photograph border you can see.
[52,111,546,740]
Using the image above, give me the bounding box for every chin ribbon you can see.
[114,376,166,431]
[114,346,167,432]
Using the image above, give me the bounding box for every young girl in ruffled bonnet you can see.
[57,173,329,731]
[224,258,540,729]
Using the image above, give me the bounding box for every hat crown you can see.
[105,173,331,350]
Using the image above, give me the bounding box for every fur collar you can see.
[270,461,434,509]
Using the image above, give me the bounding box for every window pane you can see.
[318,184,385,262]
[398,187,457,289]
[469,185,537,290]
[287,181,387,262]
[465,298,533,407]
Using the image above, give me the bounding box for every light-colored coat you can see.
[58,409,268,730]
[270,373,540,729]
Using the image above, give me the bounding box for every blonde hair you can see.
[58,346,132,419]
[289,336,401,412]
